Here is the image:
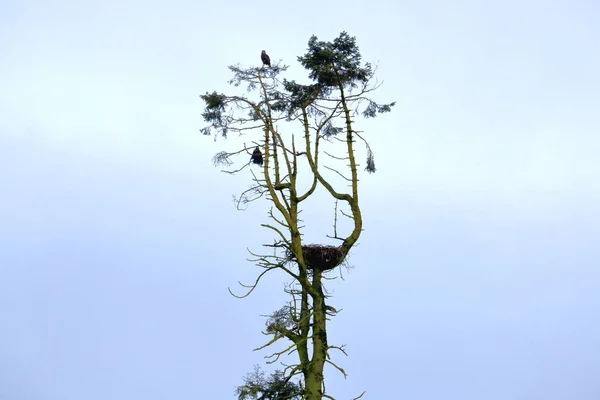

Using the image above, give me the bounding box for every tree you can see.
[199,32,394,400]
[236,366,303,400]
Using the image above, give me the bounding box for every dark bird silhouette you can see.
[251,146,263,166]
[261,50,271,67]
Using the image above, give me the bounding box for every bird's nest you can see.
[288,244,346,272]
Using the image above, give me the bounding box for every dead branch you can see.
[325,359,347,378]
[323,165,352,182]
[228,264,280,298]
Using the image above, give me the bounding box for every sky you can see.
[1,0,599,399]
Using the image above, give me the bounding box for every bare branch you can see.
[323,166,352,182]
[228,265,279,299]
[254,333,285,352]
[322,151,349,161]
[325,359,347,378]
[352,391,367,400]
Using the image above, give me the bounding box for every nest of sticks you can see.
[288,244,346,271]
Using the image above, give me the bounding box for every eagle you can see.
[251,146,263,166]
[261,50,271,67]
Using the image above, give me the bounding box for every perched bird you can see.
[261,50,271,67]
[251,146,263,166]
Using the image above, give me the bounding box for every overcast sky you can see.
[1,0,599,399]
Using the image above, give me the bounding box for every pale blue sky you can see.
[1,0,599,399]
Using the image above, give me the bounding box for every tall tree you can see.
[200,32,394,400]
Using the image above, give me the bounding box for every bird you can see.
[251,146,263,166]
[261,50,271,67]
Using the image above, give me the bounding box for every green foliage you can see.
[297,31,372,89]
[362,99,395,118]
[281,81,326,111]
[199,32,395,144]
[200,91,229,137]
[322,122,343,138]
[365,150,376,173]
[236,367,303,400]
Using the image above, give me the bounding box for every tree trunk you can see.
[304,270,327,399]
